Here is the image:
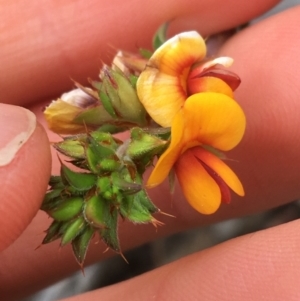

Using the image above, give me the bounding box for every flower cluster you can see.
[43,25,246,264]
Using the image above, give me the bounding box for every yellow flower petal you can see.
[44,99,87,134]
[137,31,206,127]
[147,110,185,187]
[137,71,185,127]
[175,149,221,214]
[193,147,244,196]
[182,92,246,151]
[149,31,206,76]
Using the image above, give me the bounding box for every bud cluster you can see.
[42,130,167,265]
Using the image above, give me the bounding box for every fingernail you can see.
[0,103,36,166]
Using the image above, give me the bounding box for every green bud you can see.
[83,195,108,228]
[110,68,147,126]
[61,217,86,246]
[99,158,121,172]
[127,128,167,159]
[86,135,118,173]
[48,196,84,221]
[54,138,85,159]
[97,176,111,194]
[100,66,147,126]
[102,190,113,200]
[121,190,157,224]
[91,131,119,147]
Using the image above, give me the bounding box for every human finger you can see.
[0,0,279,105]
[0,103,51,251]
[58,220,300,301]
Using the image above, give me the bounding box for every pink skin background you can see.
[1,0,300,300]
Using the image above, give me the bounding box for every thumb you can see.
[0,103,51,251]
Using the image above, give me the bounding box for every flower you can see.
[136,31,246,214]
[136,31,241,127]
[44,88,112,135]
[147,93,245,214]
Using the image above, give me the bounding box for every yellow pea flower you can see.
[137,31,246,214]
[147,93,245,214]
[137,31,240,127]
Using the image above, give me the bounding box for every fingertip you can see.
[0,104,51,251]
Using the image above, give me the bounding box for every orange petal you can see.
[175,149,221,214]
[192,147,244,196]
[137,31,206,127]
[182,92,246,151]
[187,76,233,97]
[147,109,185,187]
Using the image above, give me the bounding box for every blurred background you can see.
[23,1,300,300]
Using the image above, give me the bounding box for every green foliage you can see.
[42,126,168,265]
[152,22,169,50]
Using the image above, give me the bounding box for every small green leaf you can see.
[61,164,97,191]
[74,105,113,127]
[135,189,158,214]
[49,176,64,189]
[103,75,122,112]
[121,194,153,223]
[43,188,63,206]
[99,208,120,252]
[42,220,63,244]
[72,226,94,265]
[152,22,169,50]
[41,196,63,212]
[99,90,117,118]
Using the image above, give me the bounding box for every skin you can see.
[1,0,300,300]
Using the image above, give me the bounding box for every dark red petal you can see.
[200,67,241,91]
[197,158,232,204]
